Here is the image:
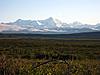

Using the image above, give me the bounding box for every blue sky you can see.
[0,0,100,24]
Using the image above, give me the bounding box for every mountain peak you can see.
[48,17,53,20]
[16,19,22,22]
[45,17,54,21]
[72,21,82,25]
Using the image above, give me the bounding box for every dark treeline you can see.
[0,31,100,39]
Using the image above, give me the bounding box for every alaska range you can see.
[0,17,100,34]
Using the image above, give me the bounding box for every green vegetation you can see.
[0,39,100,75]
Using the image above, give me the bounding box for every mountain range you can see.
[0,17,100,34]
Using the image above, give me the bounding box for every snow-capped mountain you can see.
[0,17,100,34]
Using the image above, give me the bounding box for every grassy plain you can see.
[0,38,100,75]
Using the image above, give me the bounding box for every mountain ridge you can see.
[0,17,100,34]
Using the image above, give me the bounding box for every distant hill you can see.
[0,31,100,39]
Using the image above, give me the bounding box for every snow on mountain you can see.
[0,17,100,33]
[53,18,63,27]
[36,21,42,25]
[38,17,57,28]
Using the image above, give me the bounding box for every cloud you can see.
[0,23,24,32]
